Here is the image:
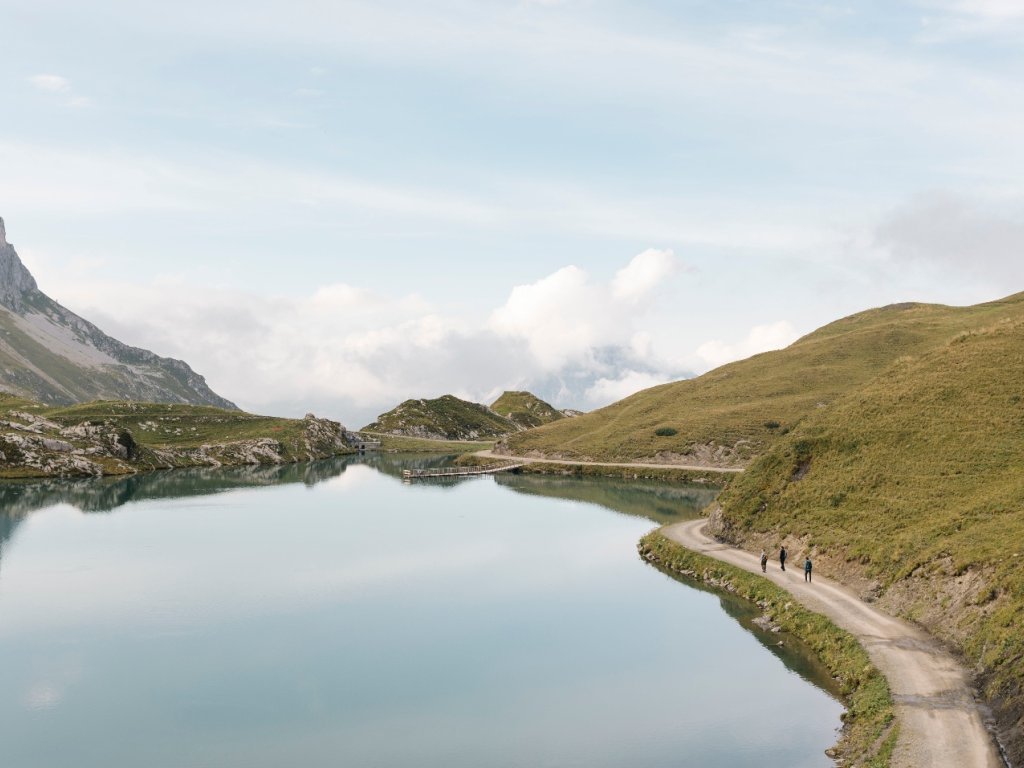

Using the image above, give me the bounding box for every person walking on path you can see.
[779,545,787,571]
[760,550,768,573]
[804,556,813,583]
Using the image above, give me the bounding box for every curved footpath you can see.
[663,520,1004,768]
[474,450,744,473]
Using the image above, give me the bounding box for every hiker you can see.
[804,556,813,583]
[779,545,787,571]
[760,550,768,573]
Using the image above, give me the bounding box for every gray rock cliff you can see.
[0,216,237,409]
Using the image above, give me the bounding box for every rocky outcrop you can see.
[0,218,40,313]
[0,403,354,478]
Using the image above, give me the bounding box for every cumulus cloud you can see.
[57,249,691,425]
[584,370,672,406]
[695,321,799,370]
[488,265,607,369]
[489,251,680,370]
[611,248,678,303]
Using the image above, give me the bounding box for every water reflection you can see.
[0,458,353,517]
[0,459,830,698]
[0,454,481,569]
[0,458,348,571]
[650,561,843,698]
[495,472,721,525]
[0,454,841,767]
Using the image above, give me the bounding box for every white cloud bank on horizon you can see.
[695,321,800,370]
[35,247,797,425]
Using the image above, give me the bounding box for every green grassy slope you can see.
[490,390,565,429]
[37,401,307,449]
[709,317,1024,763]
[360,432,493,453]
[362,394,516,440]
[503,294,1024,466]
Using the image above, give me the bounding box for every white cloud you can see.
[695,321,799,370]
[489,252,683,370]
[611,248,677,303]
[584,370,672,406]
[488,265,605,369]
[45,249,691,425]
[29,74,70,92]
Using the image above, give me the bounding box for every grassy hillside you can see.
[362,394,516,440]
[502,294,1024,467]
[0,396,353,477]
[708,317,1024,764]
[490,390,565,429]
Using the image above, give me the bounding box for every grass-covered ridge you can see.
[363,394,517,440]
[503,293,1024,467]
[0,396,354,478]
[709,316,1024,764]
[640,531,896,766]
[490,390,565,429]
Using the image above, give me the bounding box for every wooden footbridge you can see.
[402,462,526,482]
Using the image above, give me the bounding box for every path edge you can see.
[639,528,897,767]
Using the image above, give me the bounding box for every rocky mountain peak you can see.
[0,217,40,314]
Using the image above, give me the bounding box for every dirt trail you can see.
[473,450,743,473]
[662,519,1004,768]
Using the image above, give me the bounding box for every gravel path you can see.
[473,449,743,473]
[662,519,1004,768]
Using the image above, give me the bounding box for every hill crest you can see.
[501,293,1024,467]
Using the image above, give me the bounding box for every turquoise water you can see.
[0,457,842,767]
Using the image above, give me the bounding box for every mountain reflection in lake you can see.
[0,455,840,768]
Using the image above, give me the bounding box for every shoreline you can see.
[463,450,739,485]
[649,520,1004,768]
[474,448,744,473]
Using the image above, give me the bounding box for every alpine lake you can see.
[0,454,843,767]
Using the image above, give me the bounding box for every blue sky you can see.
[2,0,1024,424]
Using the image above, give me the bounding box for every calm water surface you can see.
[0,456,842,767]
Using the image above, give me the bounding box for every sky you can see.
[2,0,1024,426]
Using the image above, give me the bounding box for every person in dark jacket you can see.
[779,545,787,571]
[760,550,768,573]
[804,557,813,583]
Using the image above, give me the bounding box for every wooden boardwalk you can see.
[402,462,526,481]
